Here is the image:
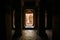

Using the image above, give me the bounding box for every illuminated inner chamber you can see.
[25,13,33,26]
[25,9,34,28]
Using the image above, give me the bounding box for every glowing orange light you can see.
[25,13,33,26]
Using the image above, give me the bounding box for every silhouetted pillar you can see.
[53,15,60,40]
[0,8,7,40]
[15,8,21,37]
[6,8,13,40]
[47,0,52,29]
[47,12,52,29]
[39,0,48,40]
[12,0,22,40]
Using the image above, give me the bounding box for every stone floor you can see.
[46,30,52,40]
[20,30,42,40]
[12,29,52,40]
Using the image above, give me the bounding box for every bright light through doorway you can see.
[25,13,34,28]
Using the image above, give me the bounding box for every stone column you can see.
[5,8,13,40]
[38,0,48,40]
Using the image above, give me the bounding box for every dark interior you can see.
[0,0,60,40]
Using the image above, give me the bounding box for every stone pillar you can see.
[0,8,7,40]
[38,0,48,40]
[52,15,60,40]
[5,8,13,40]
[13,5,22,40]
[47,12,52,29]
[12,0,22,40]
